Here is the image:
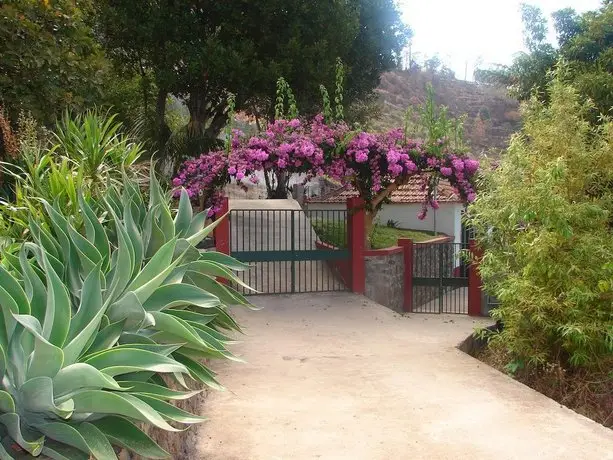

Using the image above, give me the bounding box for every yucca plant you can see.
[0,167,252,458]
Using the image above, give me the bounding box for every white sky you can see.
[397,0,603,79]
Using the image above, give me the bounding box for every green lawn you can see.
[312,220,437,249]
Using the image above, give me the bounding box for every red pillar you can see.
[468,239,483,316]
[347,197,365,294]
[214,197,230,255]
[398,238,414,312]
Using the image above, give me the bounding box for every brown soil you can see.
[476,345,613,430]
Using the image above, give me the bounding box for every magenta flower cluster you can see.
[172,114,480,219]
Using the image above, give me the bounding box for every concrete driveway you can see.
[199,293,613,460]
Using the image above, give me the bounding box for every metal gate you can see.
[229,208,349,294]
[412,242,469,314]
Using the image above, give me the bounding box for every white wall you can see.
[306,201,463,244]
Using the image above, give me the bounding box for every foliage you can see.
[0,0,106,125]
[96,0,410,157]
[0,163,249,458]
[467,73,613,369]
[173,91,479,240]
[386,219,400,229]
[0,111,144,241]
[312,219,435,249]
[475,2,613,123]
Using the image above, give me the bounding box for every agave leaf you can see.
[83,320,125,356]
[0,440,15,460]
[173,189,193,237]
[53,363,122,398]
[149,312,210,350]
[173,352,224,390]
[0,391,15,413]
[106,292,145,332]
[143,205,167,258]
[0,346,5,384]
[39,250,71,347]
[28,218,60,260]
[19,376,74,419]
[92,416,171,459]
[124,200,144,280]
[0,413,44,456]
[188,260,256,291]
[185,213,227,247]
[6,327,26,388]
[74,422,118,460]
[184,271,250,306]
[136,394,205,424]
[67,225,102,274]
[71,391,180,431]
[41,440,90,460]
[79,194,110,268]
[64,264,106,365]
[19,244,47,325]
[185,210,208,239]
[116,381,200,400]
[35,422,91,457]
[0,266,29,315]
[172,239,201,264]
[103,203,134,304]
[142,284,220,312]
[198,251,250,271]
[165,309,217,325]
[0,286,19,346]
[14,316,64,379]
[84,348,188,376]
[128,238,177,293]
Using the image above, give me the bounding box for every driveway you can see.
[199,293,613,460]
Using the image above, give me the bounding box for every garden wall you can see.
[364,247,404,312]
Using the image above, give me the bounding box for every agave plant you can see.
[0,167,252,458]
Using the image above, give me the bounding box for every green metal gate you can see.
[229,208,349,294]
[412,242,469,314]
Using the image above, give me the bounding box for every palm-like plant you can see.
[0,167,251,459]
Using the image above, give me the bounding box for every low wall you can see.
[364,247,404,312]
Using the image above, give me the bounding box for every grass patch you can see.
[312,219,437,249]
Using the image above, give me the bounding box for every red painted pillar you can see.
[347,197,365,294]
[468,239,483,316]
[214,197,230,255]
[398,238,414,312]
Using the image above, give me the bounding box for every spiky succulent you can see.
[0,167,251,459]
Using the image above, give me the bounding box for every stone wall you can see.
[364,249,404,312]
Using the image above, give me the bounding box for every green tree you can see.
[96,0,410,159]
[474,2,613,121]
[0,0,105,125]
[468,71,613,369]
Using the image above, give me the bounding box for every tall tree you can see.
[0,0,105,124]
[96,0,410,157]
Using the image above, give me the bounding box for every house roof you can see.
[307,177,462,204]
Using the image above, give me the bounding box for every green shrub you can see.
[0,166,250,459]
[467,71,613,369]
[0,110,145,242]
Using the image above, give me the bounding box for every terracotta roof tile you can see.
[307,177,461,204]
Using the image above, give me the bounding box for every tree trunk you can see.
[364,209,378,249]
[155,88,171,150]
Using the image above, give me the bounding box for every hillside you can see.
[374,70,521,155]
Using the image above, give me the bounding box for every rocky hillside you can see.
[374,70,521,155]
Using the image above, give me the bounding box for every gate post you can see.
[398,238,413,312]
[468,239,483,316]
[214,197,230,255]
[347,197,365,294]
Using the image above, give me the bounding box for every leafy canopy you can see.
[468,69,613,369]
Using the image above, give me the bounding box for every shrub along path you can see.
[199,293,613,459]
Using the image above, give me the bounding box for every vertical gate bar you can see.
[439,244,443,314]
[291,211,296,293]
[273,210,276,293]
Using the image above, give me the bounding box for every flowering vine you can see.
[172,114,479,224]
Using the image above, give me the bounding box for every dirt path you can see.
[198,293,613,460]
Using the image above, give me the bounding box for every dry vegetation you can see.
[476,344,613,430]
[375,70,521,154]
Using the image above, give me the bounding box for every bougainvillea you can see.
[172,114,479,223]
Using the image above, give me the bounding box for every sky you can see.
[397,0,603,80]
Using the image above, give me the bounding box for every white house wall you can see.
[306,202,462,244]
